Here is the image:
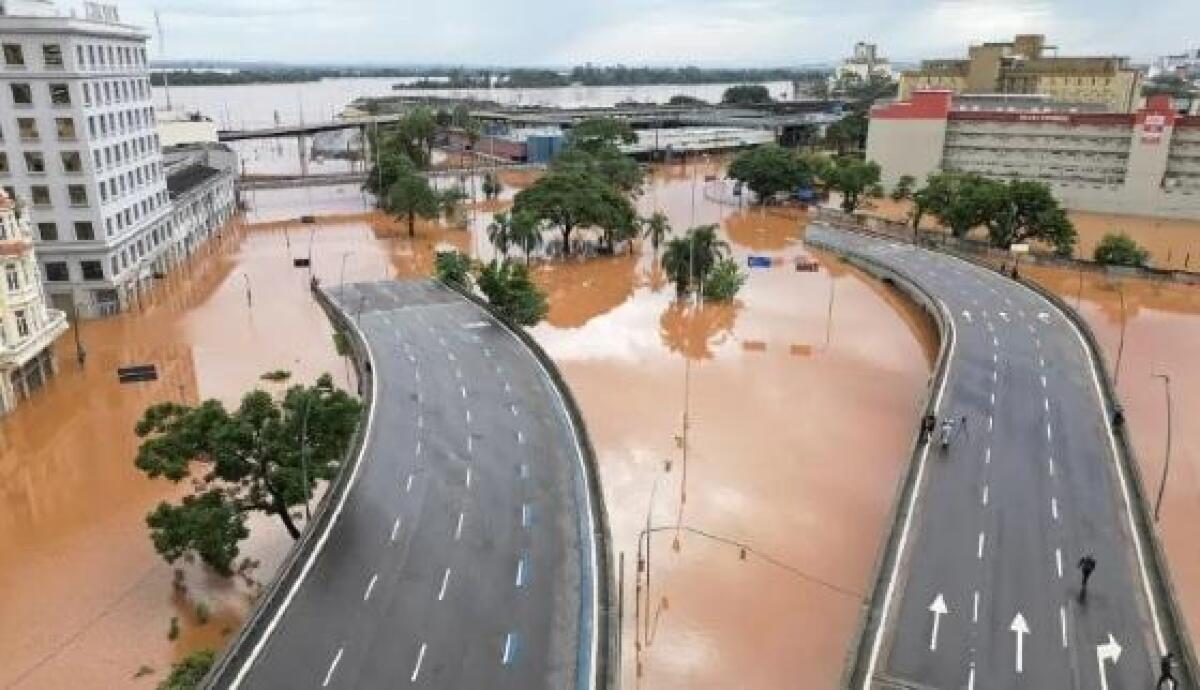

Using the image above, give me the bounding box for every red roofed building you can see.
[866,91,1200,219]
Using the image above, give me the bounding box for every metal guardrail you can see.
[442,280,618,690]
[202,283,375,688]
[811,212,1198,688]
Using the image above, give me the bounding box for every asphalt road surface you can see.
[809,225,1170,690]
[228,280,598,689]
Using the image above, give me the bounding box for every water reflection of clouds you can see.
[531,286,674,363]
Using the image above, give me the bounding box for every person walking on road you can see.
[1157,651,1177,689]
[1078,554,1097,600]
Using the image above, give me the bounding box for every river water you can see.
[153,78,795,130]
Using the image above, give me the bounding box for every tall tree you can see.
[727,144,812,203]
[512,170,637,256]
[722,84,772,105]
[641,211,671,254]
[983,179,1077,255]
[387,171,441,237]
[134,375,362,574]
[568,117,638,153]
[487,211,515,256]
[822,157,881,213]
[659,224,729,297]
[929,173,997,238]
[508,210,544,265]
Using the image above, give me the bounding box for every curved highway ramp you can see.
[808,224,1189,690]
[222,280,601,690]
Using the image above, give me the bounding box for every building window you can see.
[61,151,82,173]
[0,152,7,173]
[80,260,104,280]
[15,309,29,338]
[37,222,57,240]
[17,118,37,141]
[23,152,45,173]
[55,117,76,140]
[74,221,94,240]
[30,185,50,207]
[67,184,87,206]
[3,44,24,67]
[42,44,63,68]
[49,83,70,105]
[10,83,32,105]
[5,264,19,291]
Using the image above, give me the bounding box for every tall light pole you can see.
[339,251,352,290]
[1153,372,1173,522]
[1114,281,1127,386]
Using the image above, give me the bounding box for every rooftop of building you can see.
[0,0,146,37]
[166,165,222,198]
[873,90,1200,126]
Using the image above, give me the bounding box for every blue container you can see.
[525,134,565,163]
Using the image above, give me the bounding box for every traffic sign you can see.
[747,255,772,268]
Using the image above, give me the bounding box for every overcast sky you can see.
[115,0,1198,66]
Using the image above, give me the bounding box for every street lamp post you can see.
[1153,373,1173,522]
[70,300,87,366]
[1114,282,1127,387]
[339,251,352,290]
[242,273,252,308]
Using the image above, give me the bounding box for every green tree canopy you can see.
[1093,232,1150,266]
[722,84,772,105]
[727,144,813,203]
[134,375,362,573]
[822,157,882,213]
[641,211,671,253]
[567,117,637,153]
[983,179,1077,255]
[507,210,545,265]
[891,174,916,202]
[477,261,549,326]
[703,258,747,301]
[512,170,638,255]
[435,250,473,288]
[481,172,503,199]
[667,94,707,106]
[660,224,730,297]
[551,141,644,194]
[387,171,441,237]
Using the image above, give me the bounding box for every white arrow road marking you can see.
[1096,634,1123,690]
[999,311,1010,322]
[1037,312,1051,323]
[929,594,948,651]
[1011,613,1029,673]
[962,310,973,323]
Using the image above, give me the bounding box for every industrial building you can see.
[866,91,1200,220]
[898,34,1142,113]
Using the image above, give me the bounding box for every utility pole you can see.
[154,11,172,111]
[1153,372,1173,522]
[71,300,86,366]
[299,393,313,522]
[1114,282,1127,386]
[242,273,251,308]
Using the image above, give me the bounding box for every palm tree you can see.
[508,210,544,265]
[488,211,513,257]
[641,211,670,254]
[687,224,730,288]
[661,237,692,297]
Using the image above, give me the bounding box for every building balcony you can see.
[0,309,67,369]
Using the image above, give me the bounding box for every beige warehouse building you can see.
[898,34,1142,114]
[866,91,1200,220]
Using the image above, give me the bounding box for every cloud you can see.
[109,0,1198,65]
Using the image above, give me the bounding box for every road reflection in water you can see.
[0,163,936,689]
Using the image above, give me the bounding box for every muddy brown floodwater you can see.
[0,163,936,689]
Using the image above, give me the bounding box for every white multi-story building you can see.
[162,142,237,257]
[0,188,66,414]
[836,42,893,83]
[0,0,173,317]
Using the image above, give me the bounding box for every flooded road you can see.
[0,165,935,689]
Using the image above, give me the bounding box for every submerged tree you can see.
[477,260,549,326]
[134,375,362,574]
[641,211,671,254]
[387,171,440,237]
[1094,232,1150,267]
[512,170,637,256]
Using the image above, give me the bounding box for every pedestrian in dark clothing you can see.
[1158,652,1177,689]
[920,414,936,443]
[1078,554,1097,600]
